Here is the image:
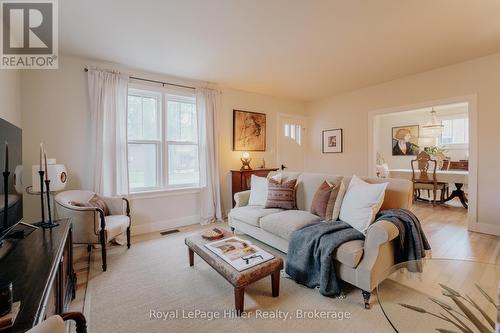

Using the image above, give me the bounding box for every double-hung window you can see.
[127,87,199,192]
[438,116,469,146]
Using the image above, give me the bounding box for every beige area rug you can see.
[85,227,395,333]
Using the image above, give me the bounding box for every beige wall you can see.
[0,70,22,127]
[20,54,306,232]
[305,52,500,233]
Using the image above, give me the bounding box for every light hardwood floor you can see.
[412,201,500,264]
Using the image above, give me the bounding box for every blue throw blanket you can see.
[285,221,364,297]
[285,209,430,296]
[375,208,431,264]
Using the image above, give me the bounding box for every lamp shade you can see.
[32,159,68,192]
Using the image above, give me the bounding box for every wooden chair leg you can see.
[100,230,107,272]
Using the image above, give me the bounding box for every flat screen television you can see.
[0,118,23,242]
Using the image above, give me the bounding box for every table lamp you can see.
[240,152,252,171]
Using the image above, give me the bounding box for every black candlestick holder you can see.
[33,175,59,229]
[36,179,58,229]
[38,171,45,224]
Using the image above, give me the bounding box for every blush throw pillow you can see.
[310,181,336,219]
[265,178,297,210]
[69,195,110,216]
[339,175,388,233]
[325,178,344,221]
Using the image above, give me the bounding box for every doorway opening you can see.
[367,96,477,232]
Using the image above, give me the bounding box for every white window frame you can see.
[164,93,199,189]
[127,85,199,193]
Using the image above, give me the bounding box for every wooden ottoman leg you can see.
[271,270,280,297]
[188,248,194,267]
[234,287,245,316]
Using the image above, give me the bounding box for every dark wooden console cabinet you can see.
[231,168,279,207]
[0,219,75,332]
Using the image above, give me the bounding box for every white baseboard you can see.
[131,215,200,235]
[469,222,500,236]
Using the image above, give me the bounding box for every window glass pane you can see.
[127,93,160,141]
[127,95,142,140]
[284,124,290,137]
[296,125,302,145]
[142,97,159,140]
[290,124,296,139]
[168,144,199,186]
[167,100,197,142]
[128,143,158,189]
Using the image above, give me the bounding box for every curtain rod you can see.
[83,68,196,90]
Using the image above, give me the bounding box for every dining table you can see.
[388,168,469,208]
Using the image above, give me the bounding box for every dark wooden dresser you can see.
[0,219,75,332]
[231,168,278,207]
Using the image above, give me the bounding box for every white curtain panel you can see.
[87,68,130,196]
[196,88,223,224]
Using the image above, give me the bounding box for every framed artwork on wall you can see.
[392,125,419,156]
[233,109,266,151]
[322,128,343,153]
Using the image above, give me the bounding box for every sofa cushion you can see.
[333,240,364,268]
[260,210,321,240]
[104,215,129,241]
[229,206,284,227]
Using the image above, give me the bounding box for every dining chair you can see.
[411,151,449,205]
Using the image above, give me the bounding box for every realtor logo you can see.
[1,0,58,69]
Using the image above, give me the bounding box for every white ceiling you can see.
[60,0,500,101]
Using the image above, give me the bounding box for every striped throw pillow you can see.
[265,178,297,210]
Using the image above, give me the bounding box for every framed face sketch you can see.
[322,128,343,153]
[233,110,266,151]
[392,125,419,156]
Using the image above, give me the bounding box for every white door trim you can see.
[276,113,307,172]
[367,94,483,234]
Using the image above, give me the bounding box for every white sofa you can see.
[228,172,413,308]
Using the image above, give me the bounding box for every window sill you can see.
[129,187,202,200]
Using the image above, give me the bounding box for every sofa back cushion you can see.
[295,173,344,211]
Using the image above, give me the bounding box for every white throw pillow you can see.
[248,175,269,206]
[339,175,388,233]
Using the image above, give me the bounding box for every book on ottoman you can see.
[205,237,274,271]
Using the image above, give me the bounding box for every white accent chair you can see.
[26,313,86,333]
[55,190,131,271]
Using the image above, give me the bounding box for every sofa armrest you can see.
[365,220,399,248]
[234,190,251,208]
[356,220,399,274]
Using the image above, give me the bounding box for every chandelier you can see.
[422,108,444,137]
